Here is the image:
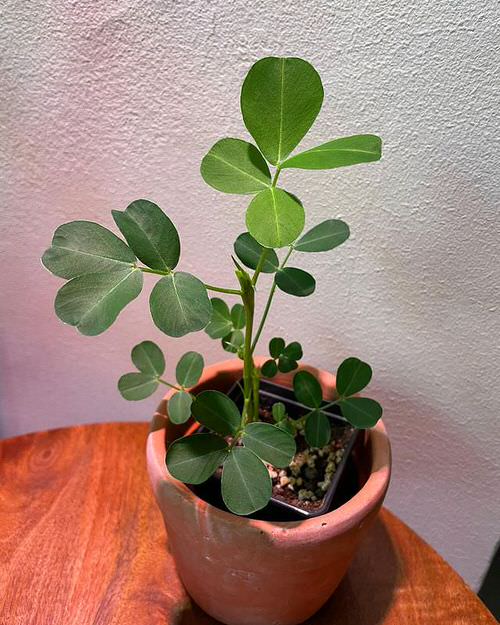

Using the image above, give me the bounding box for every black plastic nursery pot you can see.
[192,377,360,521]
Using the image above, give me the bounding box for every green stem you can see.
[251,246,294,352]
[251,248,269,286]
[252,369,260,422]
[272,165,282,187]
[251,282,277,353]
[140,267,240,295]
[139,267,169,276]
[158,378,183,392]
[236,269,256,426]
[204,283,242,296]
[321,398,340,411]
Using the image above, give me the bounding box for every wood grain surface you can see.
[0,423,495,625]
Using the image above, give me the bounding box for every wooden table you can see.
[0,423,495,625]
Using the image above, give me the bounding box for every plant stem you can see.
[251,282,277,353]
[272,165,282,187]
[321,398,340,411]
[139,267,169,276]
[251,248,269,286]
[252,369,260,422]
[140,267,240,295]
[158,379,183,392]
[204,283,242,295]
[251,246,294,352]
[236,269,256,426]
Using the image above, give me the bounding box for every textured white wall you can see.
[1,0,499,591]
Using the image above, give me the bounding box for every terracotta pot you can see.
[147,357,391,625]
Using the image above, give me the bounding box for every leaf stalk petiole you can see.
[205,284,242,295]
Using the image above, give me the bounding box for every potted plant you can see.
[42,56,391,625]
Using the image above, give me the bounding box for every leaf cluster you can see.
[42,200,212,338]
[166,354,381,515]
[205,299,246,355]
[292,357,382,448]
[201,57,379,248]
[167,390,296,515]
[261,337,303,377]
[118,342,204,425]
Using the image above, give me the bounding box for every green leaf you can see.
[281,135,382,170]
[293,370,322,408]
[222,330,244,354]
[200,138,271,194]
[246,188,305,249]
[131,341,165,377]
[168,391,193,424]
[221,447,272,515]
[304,410,331,448]
[42,221,136,279]
[191,390,241,436]
[205,298,233,339]
[150,272,211,338]
[231,303,246,329]
[338,397,382,428]
[241,57,324,165]
[243,422,296,468]
[118,372,158,400]
[261,359,278,378]
[269,337,285,359]
[283,341,303,361]
[176,351,204,387]
[275,268,316,297]
[55,268,143,336]
[278,356,298,373]
[166,433,228,484]
[272,402,286,422]
[336,357,373,397]
[295,219,350,253]
[112,199,180,272]
[233,232,279,273]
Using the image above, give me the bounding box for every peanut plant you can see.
[42,56,383,515]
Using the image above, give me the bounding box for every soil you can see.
[258,399,355,512]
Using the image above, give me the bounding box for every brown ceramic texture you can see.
[147,358,392,625]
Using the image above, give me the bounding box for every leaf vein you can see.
[277,58,285,163]
[208,153,270,187]
[51,245,133,265]
[78,269,138,326]
[126,212,170,271]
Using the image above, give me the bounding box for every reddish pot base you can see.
[147,358,391,625]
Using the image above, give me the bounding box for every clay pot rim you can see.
[148,357,391,538]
